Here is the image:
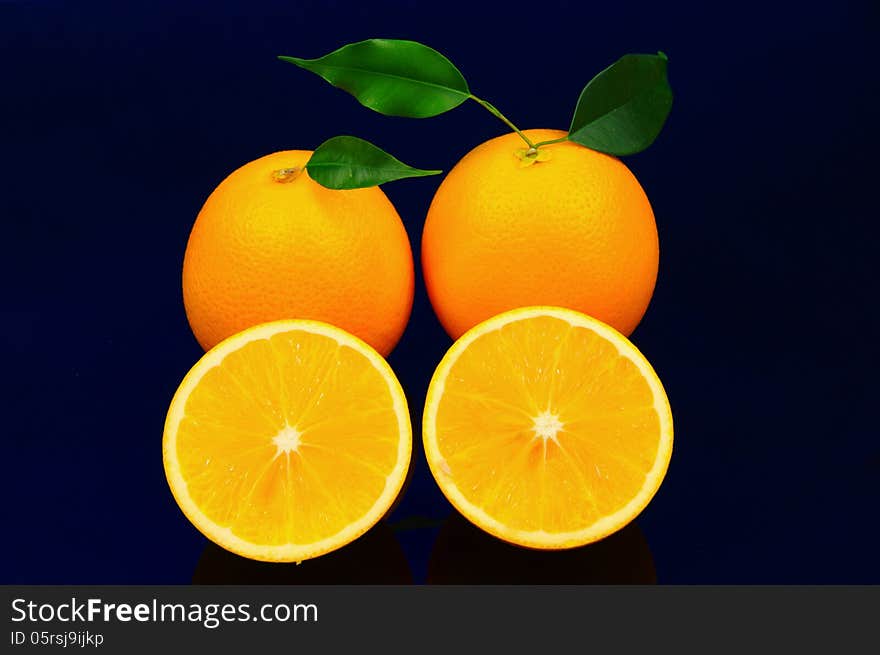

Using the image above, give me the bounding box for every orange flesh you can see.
[173,330,402,546]
[432,315,664,535]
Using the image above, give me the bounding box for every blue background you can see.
[3,0,878,584]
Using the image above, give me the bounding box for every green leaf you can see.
[305,135,441,190]
[568,52,673,156]
[279,39,470,118]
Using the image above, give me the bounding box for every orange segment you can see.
[423,306,672,549]
[163,320,411,562]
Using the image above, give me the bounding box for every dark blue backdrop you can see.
[3,0,878,584]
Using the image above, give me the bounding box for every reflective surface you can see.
[427,513,656,585]
[191,514,655,585]
[192,521,412,584]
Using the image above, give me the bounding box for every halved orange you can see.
[423,306,673,549]
[163,320,412,562]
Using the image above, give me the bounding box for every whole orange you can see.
[183,150,414,356]
[421,129,659,339]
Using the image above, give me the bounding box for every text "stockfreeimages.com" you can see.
[11,597,318,630]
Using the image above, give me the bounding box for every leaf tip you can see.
[657,50,669,62]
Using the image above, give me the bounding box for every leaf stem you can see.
[533,136,569,148]
[469,95,536,149]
